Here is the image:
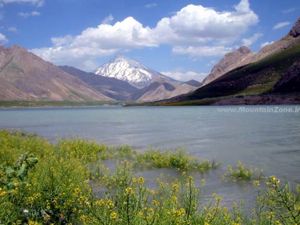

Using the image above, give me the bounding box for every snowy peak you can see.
[95,56,155,88]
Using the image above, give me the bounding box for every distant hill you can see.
[0,46,198,103]
[0,46,112,102]
[60,66,138,101]
[156,18,300,105]
[202,46,254,86]
[133,81,196,102]
[184,80,202,87]
[94,56,197,102]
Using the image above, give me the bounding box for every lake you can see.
[0,105,299,207]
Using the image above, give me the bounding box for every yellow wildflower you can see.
[138,177,145,185]
[125,187,134,195]
[28,221,41,225]
[110,211,118,220]
[172,183,179,193]
[152,200,160,207]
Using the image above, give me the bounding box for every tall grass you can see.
[0,130,299,225]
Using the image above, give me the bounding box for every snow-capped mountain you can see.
[93,55,198,101]
[95,56,163,89]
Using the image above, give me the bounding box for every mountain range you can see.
[156,17,300,105]
[0,18,299,105]
[62,57,199,102]
[0,47,198,103]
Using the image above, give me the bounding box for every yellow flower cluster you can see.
[28,221,41,225]
[132,176,144,185]
[168,208,185,217]
[152,199,160,207]
[95,199,114,208]
[172,182,179,193]
[269,176,280,186]
[110,211,118,220]
[0,187,7,197]
[125,187,134,195]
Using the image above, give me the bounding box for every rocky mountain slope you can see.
[95,56,197,102]
[0,46,111,102]
[0,46,197,103]
[202,46,254,85]
[202,18,300,87]
[134,81,197,102]
[157,18,300,105]
[60,66,138,101]
[95,56,169,89]
[184,80,202,87]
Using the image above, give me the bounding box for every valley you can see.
[1,18,299,107]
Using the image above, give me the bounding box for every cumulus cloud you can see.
[0,32,7,43]
[18,10,40,18]
[162,70,207,82]
[153,0,258,46]
[31,17,156,70]
[102,14,114,24]
[241,33,263,47]
[273,21,291,30]
[0,0,44,6]
[32,0,259,69]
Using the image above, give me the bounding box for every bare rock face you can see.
[202,46,254,85]
[289,17,300,37]
[0,45,112,101]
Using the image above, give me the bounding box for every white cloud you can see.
[0,0,43,6]
[32,0,259,69]
[172,45,232,58]
[0,32,7,43]
[162,70,207,82]
[18,10,40,18]
[31,17,156,70]
[7,26,17,32]
[152,0,258,46]
[273,21,290,30]
[145,3,157,9]
[102,14,114,24]
[282,8,296,14]
[241,33,263,47]
[260,41,274,48]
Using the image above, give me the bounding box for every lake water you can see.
[0,105,300,207]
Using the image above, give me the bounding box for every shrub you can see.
[1,130,299,225]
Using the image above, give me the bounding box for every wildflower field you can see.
[0,130,299,225]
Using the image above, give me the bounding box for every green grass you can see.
[224,161,264,182]
[136,150,218,172]
[0,130,299,225]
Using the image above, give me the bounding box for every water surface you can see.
[1,105,299,206]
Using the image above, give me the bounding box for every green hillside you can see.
[158,40,300,106]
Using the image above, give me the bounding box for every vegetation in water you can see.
[224,161,264,182]
[0,130,299,225]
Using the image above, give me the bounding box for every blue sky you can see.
[0,0,299,81]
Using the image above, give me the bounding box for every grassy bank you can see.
[0,130,299,224]
[0,101,119,108]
